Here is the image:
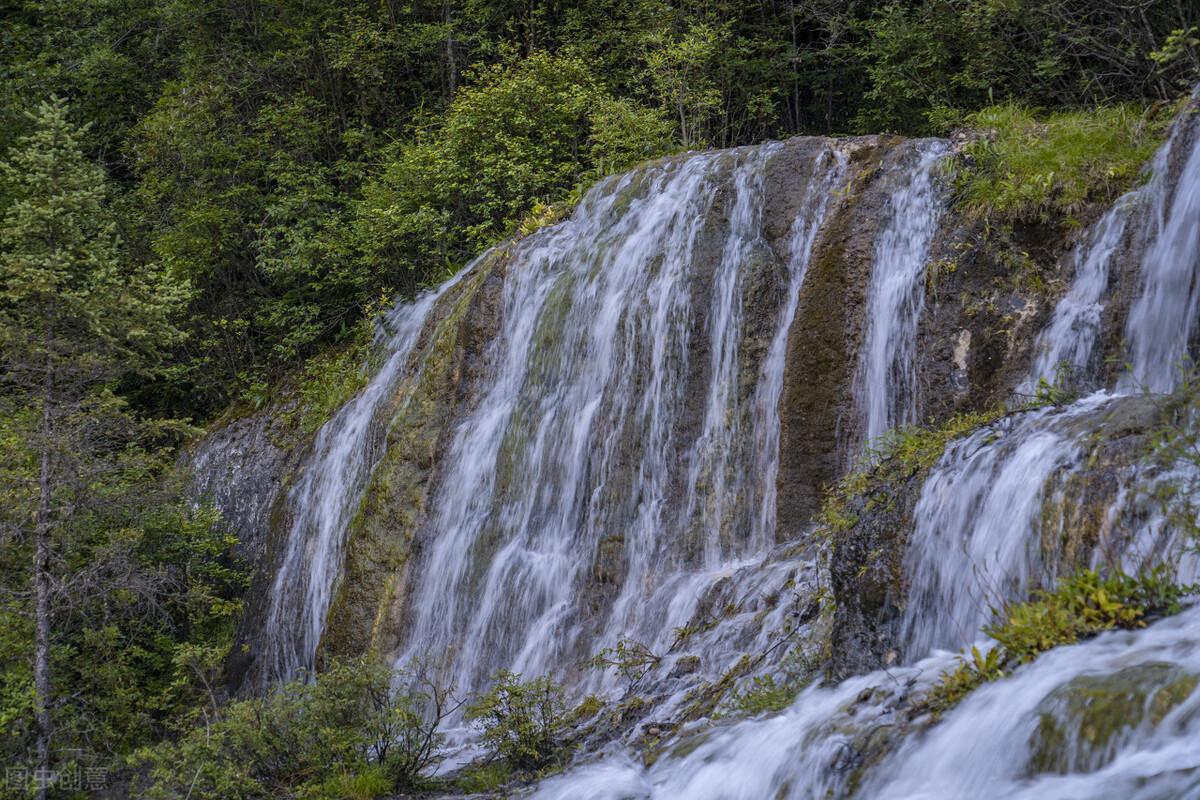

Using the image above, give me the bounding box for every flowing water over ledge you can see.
[191,89,1200,796]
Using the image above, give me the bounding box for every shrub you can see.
[135,657,457,798]
[587,636,662,694]
[466,671,568,772]
[927,567,1192,715]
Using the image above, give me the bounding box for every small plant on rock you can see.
[926,567,1192,716]
[587,636,662,694]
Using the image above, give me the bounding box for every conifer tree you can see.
[0,98,183,796]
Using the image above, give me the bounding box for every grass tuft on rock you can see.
[952,103,1175,227]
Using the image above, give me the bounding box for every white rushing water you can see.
[1121,94,1200,393]
[532,606,1200,800]
[393,143,849,697]
[899,397,1092,657]
[1021,201,1133,394]
[260,275,461,680]
[856,140,948,444]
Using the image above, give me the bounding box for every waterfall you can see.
[897,102,1200,659]
[856,140,949,444]
[1020,202,1132,394]
[393,142,848,696]
[260,275,460,680]
[898,393,1110,657]
[1121,96,1200,393]
[531,606,1200,800]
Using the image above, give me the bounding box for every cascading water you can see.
[394,143,848,697]
[1121,93,1200,393]
[856,140,948,444]
[898,392,1111,657]
[898,97,1200,659]
[216,87,1200,797]
[260,276,460,680]
[520,100,1200,795]
[1020,201,1132,394]
[532,607,1200,800]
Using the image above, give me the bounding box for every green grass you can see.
[926,567,1192,715]
[954,102,1175,227]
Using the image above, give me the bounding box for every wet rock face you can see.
[826,468,924,680]
[186,396,307,567]
[1027,663,1198,776]
[916,215,1060,418]
[775,136,905,534]
[321,255,509,662]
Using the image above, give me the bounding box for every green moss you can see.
[953,102,1176,227]
[1028,664,1198,775]
[926,567,1192,716]
[819,408,1006,534]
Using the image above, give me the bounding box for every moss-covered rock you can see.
[1027,663,1198,775]
[775,135,905,535]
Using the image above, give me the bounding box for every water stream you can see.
[229,91,1200,796]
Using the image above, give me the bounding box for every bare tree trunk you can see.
[444,0,457,99]
[34,371,53,800]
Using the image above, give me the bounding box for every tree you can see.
[0,98,183,796]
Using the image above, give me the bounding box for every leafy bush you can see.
[466,671,568,772]
[351,53,675,292]
[953,103,1174,226]
[927,567,1192,715]
[587,636,662,694]
[135,657,458,798]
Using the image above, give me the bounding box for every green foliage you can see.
[3,0,1196,417]
[953,103,1174,226]
[587,637,662,694]
[456,760,513,794]
[1150,27,1200,89]
[288,331,372,434]
[855,1,1003,134]
[466,671,568,772]
[136,657,453,799]
[726,674,798,717]
[0,98,235,782]
[927,568,1192,715]
[1032,363,1081,407]
[353,53,674,285]
[820,408,1005,534]
[299,765,393,800]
